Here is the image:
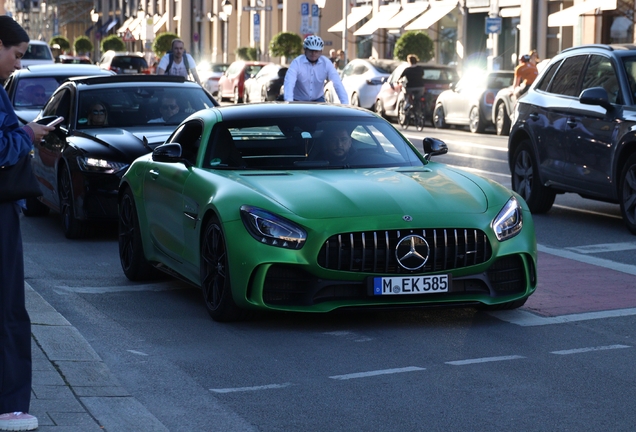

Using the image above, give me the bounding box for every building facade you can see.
[3,0,635,72]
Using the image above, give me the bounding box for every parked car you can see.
[3,64,114,125]
[508,44,636,234]
[433,70,514,133]
[118,103,537,322]
[375,62,459,125]
[58,54,92,64]
[26,75,218,238]
[97,51,149,74]
[218,61,269,103]
[20,41,55,68]
[243,63,288,103]
[196,61,229,96]
[324,58,402,109]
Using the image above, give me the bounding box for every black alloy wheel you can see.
[495,103,511,136]
[511,140,555,213]
[433,104,449,129]
[118,188,158,280]
[59,165,90,239]
[201,217,243,321]
[619,153,636,234]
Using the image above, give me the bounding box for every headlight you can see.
[240,205,306,249]
[77,157,129,174]
[492,197,523,241]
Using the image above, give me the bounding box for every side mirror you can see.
[152,143,183,163]
[579,87,613,111]
[423,137,448,161]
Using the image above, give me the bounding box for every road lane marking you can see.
[53,282,188,294]
[445,355,525,366]
[127,350,149,356]
[490,308,636,327]
[550,345,631,355]
[210,383,293,393]
[566,242,636,254]
[552,204,622,219]
[329,366,425,380]
[538,244,636,276]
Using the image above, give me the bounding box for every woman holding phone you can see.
[0,16,55,432]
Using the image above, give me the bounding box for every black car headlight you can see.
[240,205,307,249]
[77,156,129,174]
[492,197,523,241]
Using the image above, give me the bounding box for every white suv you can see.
[20,41,55,68]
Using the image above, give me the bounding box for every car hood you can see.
[73,127,173,160]
[235,166,491,219]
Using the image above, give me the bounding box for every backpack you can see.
[165,51,191,78]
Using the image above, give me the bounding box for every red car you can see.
[217,61,269,103]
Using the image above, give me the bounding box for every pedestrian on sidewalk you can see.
[0,16,54,432]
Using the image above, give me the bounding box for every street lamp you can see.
[221,0,233,63]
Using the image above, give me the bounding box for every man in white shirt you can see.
[156,39,201,84]
[284,35,348,104]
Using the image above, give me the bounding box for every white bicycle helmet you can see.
[303,35,324,51]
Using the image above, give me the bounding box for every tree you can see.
[236,47,258,61]
[153,32,179,58]
[393,31,434,63]
[49,36,70,52]
[101,35,125,52]
[269,32,302,60]
[74,36,93,56]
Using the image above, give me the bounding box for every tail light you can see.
[485,91,495,105]
[109,66,121,74]
[142,69,151,75]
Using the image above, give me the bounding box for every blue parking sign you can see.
[485,17,502,34]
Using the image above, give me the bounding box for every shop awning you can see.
[405,0,457,31]
[353,4,402,36]
[153,13,168,34]
[115,16,135,35]
[327,6,373,33]
[378,2,429,30]
[548,0,616,27]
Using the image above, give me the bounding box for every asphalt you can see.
[25,282,168,431]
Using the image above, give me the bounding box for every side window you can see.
[582,55,620,104]
[42,88,71,128]
[549,55,587,97]
[168,121,203,165]
[535,60,561,92]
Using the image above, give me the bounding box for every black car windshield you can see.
[204,116,425,170]
[77,86,215,129]
[14,77,71,108]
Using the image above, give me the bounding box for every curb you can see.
[26,283,168,431]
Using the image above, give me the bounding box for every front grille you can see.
[318,229,492,274]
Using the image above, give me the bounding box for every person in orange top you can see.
[513,54,538,97]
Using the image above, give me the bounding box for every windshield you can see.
[204,116,425,170]
[77,86,215,129]
[14,77,66,109]
[22,44,52,60]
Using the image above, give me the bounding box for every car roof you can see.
[67,75,190,86]
[12,64,113,77]
[205,102,376,122]
[28,40,49,46]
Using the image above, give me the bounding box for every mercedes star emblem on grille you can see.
[402,215,413,221]
[395,235,430,270]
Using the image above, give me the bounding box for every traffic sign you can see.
[122,28,135,42]
[485,17,502,34]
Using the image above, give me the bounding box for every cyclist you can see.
[284,35,348,104]
[399,54,425,112]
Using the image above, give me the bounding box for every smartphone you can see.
[47,116,64,127]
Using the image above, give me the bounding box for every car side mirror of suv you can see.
[580,87,613,111]
[423,137,448,161]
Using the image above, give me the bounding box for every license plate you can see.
[428,89,442,95]
[124,69,136,74]
[372,275,449,296]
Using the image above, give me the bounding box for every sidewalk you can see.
[25,283,168,432]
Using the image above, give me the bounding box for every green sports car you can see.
[118,103,537,321]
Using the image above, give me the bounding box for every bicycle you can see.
[398,90,426,131]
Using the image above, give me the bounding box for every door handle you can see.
[149,169,159,179]
[566,118,577,128]
[528,113,539,121]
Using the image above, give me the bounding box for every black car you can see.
[26,75,218,238]
[508,44,636,233]
[3,64,114,125]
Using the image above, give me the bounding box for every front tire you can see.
[233,87,243,104]
[59,166,91,239]
[200,217,243,322]
[469,106,485,134]
[374,99,385,118]
[511,140,555,213]
[619,153,636,234]
[433,104,448,129]
[495,103,511,136]
[119,188,158,280]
